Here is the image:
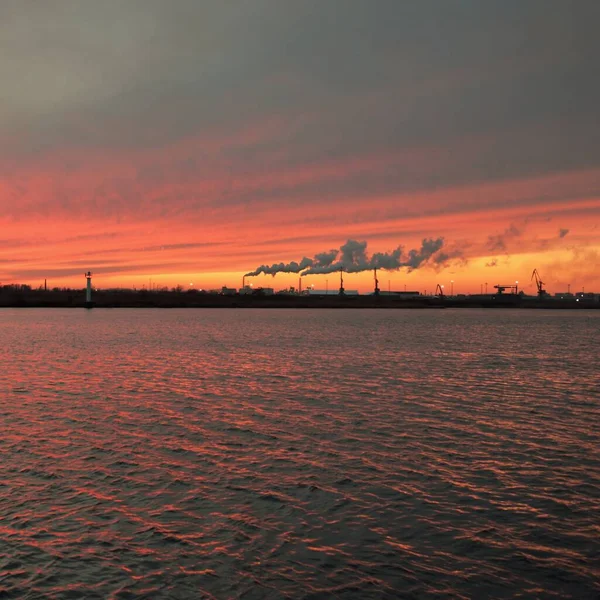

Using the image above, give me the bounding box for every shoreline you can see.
[1,290,598,309]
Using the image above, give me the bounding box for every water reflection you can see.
[0,309,598,598]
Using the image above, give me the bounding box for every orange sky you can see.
[1,144,597,294]
[1,2,599,295]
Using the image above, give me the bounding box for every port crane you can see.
[373,268,380,296]
[435,284,445,298]
[531,269,547,297]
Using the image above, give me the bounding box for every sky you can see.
[1,0,599,295]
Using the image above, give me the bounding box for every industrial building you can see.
[378,290,421,298]
[239,286,274,295]
[208,286,237,295]
[306,289,359,296]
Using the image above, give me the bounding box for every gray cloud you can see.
[1,0,599,184]
[487,224,522,252]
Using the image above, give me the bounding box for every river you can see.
[1,308,598,599]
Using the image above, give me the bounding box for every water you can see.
[1,308,599,599]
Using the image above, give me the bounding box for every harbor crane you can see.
[435,284,445,299]
[531,269,547,297]
[373,268,380,296]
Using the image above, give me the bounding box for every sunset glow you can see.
[2,4,600,597]
[1,2,598,294]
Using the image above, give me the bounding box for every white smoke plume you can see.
[313,249,338,267]
[245,256,313,277]
[246,237,446,277]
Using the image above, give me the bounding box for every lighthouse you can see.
[84,271,93,309]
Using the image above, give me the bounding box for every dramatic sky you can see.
[1,0,599,294]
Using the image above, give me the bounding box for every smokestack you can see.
[374,268,379,296]
[339,267,345,296]
[44,279,47,292]
[299,277,302,294]
[243,275,246,290]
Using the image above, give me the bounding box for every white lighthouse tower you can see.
[84,271,93,309]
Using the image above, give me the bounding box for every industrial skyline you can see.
[1,262,596,299]
[1,1,599,293]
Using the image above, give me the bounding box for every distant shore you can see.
[1,289,598,309]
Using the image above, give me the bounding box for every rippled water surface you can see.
[1,308,599,599]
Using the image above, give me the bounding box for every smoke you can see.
[404,237,444,271]
[245,256,313,277]
[246,237,446,278]
[340,240,367,267]
[306,239,371,274]
[370,246,403,270]
[313,249,338,267]
[428,241,467,270]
